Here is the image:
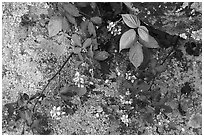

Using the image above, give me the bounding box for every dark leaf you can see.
[80,20,89,35]
[181,82,192,96]
[123,80,133,89]
[94,51,110,61]
[88,21,96,37]
[77,87,87,96]
[110,2,122,15]
[137,81,150,92]
[178,103,186,116]
[76,2,90,7]
[65,13,77,25]
[60,85,86,97]
[161,105,173,113]
[139,46,151,70]
[63,3,81,17]
[90,16,102,25]
[4,102,17,119]
[23,93,29,100]
[143,112,154,124]
[155,62,167,73]
[62,16,71,32]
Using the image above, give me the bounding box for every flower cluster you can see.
[107,21,122,36]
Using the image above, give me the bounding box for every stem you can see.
[32,53,73,112]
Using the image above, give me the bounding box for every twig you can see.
[32,53,73,112]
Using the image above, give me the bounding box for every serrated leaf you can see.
[119,29,136,52]
[94,51,110,61]
[90,16,102,25]
[65,13,77,25]
[122,14,140,28]
[63,3,81,17]
[88,21,96,37]
[139,35,160,48]
[138,26,149,42]
[62,17,70,32]
[83,38,92,48]
[48,16,62,37]
[129,42,143,69]
[72,34,82,46]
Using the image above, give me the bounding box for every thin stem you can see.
[32,53,73,112]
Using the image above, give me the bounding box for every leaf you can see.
[134,81,150,92]
[161,105,173,113]
[23,93,29,100]
[72,47,82,54]
[25,110,32,125]
[4,102,17,119]
[92,38,98,50]
[72,34,82,46]
[80,20,89,35]
[39,39,66,57]
[87,44,94,58]
[63,3,81,17]
[138,26,149,42]
[60,85,86,97]
[19,110,32,125]
[48,16,62,37]
[90,16,102,25]
[77,87,87,96]
[62,17,70,32]
[60,85,78,97]
[121,14,140,28]
[119,29,137,52]
[188,113,202,128]
[139,46,151,70]
[90,2,96,9]
[129,42,143,69]
[94,51,110,61]
[65,13,77,25]
[155,62,167,73]
[139,35,160,48]
[181,82,192,96]
[76,2,89,7]
[83,38,92,49]
[31,119,40,129]
[88,21,96,37]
